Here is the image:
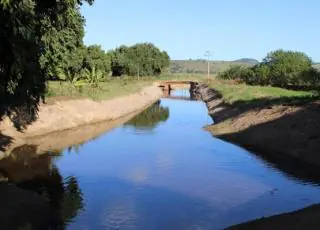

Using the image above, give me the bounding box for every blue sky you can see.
[81,0,320,61]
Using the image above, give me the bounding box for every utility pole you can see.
[204,51,211,80]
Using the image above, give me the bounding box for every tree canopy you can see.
[109,43,170,77]
[0,0,94,129]
[262,49,312,87]
[83,45,111,75]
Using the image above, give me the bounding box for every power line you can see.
[204,51,211,79]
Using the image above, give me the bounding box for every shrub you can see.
[250,64,271,85]
[218,50,318,89]
[217,65,250,81]
[262,49,312,87]
[301,67,320,87]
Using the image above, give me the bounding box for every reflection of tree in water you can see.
[18,167,84,228]
[0,144,84,229]
[125,101,169,130]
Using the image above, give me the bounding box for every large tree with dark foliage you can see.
[0,0,93,129]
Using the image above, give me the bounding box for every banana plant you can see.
[56,68,87,92]
[83,66,104,88]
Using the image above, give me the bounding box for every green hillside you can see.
[170,59,259,74]
[171,59,320,74]
[313,63,320,70]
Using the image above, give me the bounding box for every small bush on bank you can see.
[217,65,251,81]
[249,64,270,85]
[300,67,320,87]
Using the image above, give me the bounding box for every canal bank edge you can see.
[197,83,320,167]
[226,204,320,230]
[0,84,163,155]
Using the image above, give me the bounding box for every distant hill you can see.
[170,58,259,74]
[233,58,259,65]
[313,63,320,70]
[170,59,320,74]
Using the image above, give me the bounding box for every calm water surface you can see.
[2,89,320,229]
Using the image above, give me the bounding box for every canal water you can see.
[1,89,320,229]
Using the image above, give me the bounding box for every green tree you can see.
[250,63,270,85]
[110,43,170,77]
[217,50,318,89]
[300,67,320,87]
[39,1,88,79]
[262,49,312,87]
[109,45,129,77]
[83,45,111,76]
[0,0,93,129]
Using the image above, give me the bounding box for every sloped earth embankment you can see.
[194,83,320,229]
[196,84,320,167]
[0,84,162,157]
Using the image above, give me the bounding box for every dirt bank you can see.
[197,84,320,167]
[0,84,162,155]
[226,204,320,230]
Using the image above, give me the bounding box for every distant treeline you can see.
[51,42,170,83]
[217,50,320,89]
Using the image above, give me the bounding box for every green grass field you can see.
[46,79,153,101]
[206,79,318,105]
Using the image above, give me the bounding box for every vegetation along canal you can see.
[1,88,320,230]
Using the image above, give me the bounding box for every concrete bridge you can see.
[156,80,200,100]
[156,80,198,91]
